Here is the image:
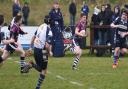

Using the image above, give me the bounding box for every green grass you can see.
[0,51,128,89]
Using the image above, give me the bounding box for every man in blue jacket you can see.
[49,1,64,57]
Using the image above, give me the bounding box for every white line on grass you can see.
[12,61,85,87]
[56,75,66,80]
[47,71,84,87]
[70,81,84,86]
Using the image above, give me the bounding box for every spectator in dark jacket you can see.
[12,0,21,17]
[49,1,64,32]
[22,2,30,25]
[91,5,101,45]
[98,4,107,45]
[49,1,64,57]
[105,4,113,45]
[69,0,76,27]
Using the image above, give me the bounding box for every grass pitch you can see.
[0,51,128,89]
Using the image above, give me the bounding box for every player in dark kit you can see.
[111,10,128,68]
[23,15,53,89]
[0,15,28,73]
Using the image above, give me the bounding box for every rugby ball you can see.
[80,30,86,37]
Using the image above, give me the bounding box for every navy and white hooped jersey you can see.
[113,17,128,38]
[34,23,52,49]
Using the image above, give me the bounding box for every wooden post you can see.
[90,24,94,54]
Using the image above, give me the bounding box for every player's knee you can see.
[122,48,127,53]
[21,51,25,56]
[75,51,81,56]
[114,49,119,55]
[41,70,47,75]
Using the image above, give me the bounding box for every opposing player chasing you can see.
[0,15,28,73]
[71,13,88,70]
[23,15,53,89]
[110,10,128,68]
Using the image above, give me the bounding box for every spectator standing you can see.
[69,0,77,34]
[98,4,107,45]
[12,0,21,17]
[49,1,64,57]
[22,2,30,25]
[81,1,89,16]
[105,4,113,45]
[91,5,101,45]
[69,0,76,26]
[97,4,107,56]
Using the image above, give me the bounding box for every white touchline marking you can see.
[56,75,66,80]
[70,81,84,86]
[12,61,84,87]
